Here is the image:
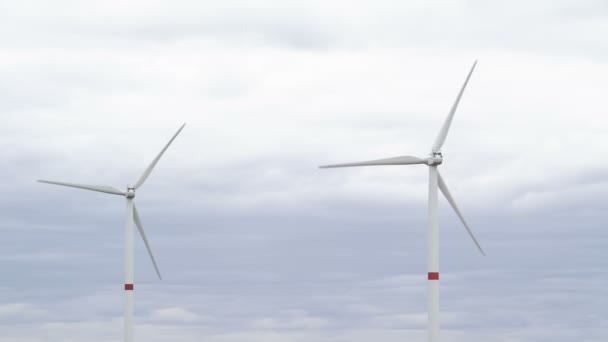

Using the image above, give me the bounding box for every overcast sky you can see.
[0,1,607,341]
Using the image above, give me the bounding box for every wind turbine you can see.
[38,123,186,342]
[320,62,484,342]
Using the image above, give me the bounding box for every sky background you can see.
[0,1,607,341]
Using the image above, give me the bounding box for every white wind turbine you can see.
[38,123,185,342]
[320,62,484,342]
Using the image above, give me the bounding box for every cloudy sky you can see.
[0,1,607,341]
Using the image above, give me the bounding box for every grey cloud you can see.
[2,1,606,59]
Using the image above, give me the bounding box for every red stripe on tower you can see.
[125,284,134,291]
[428,272,439,280]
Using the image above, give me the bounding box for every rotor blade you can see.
[432,61,477,153]
[437,171,485,256]
[38,180,125,196]
[134,123,186,190]
[320,156,426,168]
[133,204,162,279]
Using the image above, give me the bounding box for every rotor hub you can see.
[427,152,443,166]
[126,188,136,198]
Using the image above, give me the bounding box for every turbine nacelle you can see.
[426,153,443,166]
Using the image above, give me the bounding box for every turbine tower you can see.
[320,62,484,342]
[38,123,186,342]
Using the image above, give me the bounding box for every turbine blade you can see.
[38,180,125,196]
[134,123,186,190]
[133,204,162,279]
[437,171,485,256]
[320,156,426,168]
[432,61,477,152]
